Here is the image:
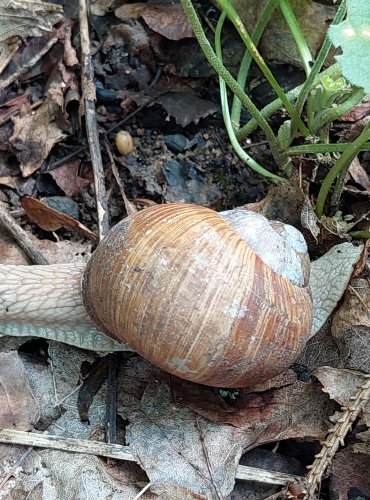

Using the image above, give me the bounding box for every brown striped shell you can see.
[82,204,312,387]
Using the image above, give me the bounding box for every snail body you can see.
[82,204,312,387]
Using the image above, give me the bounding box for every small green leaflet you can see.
[329,0,370,93]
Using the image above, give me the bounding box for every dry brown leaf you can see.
[158,92,218,127]
[117,357,335,498]
[48,160,90,197]
[0,343,144,498]
[62,24,79,67]
[0,176,18,189]
[0,351,40,430]
[115,3,193,41]
[331,277,370,374]
[10,97,66,177]
[329,447,370,498]
[21,196,98,242]
[314,366,370,426]
[124,381,245,499]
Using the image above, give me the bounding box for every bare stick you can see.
[79,0,109,240]
[103,137,137,216]
[0,201,49,265]
[0,429,301,485]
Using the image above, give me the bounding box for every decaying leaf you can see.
[157,92,218,127]
[115,3,194,41]
[117,357,335,498]
[314,366,370,426]
[0,351,40,430]
[126,382,244,499]
[329,447,370,499]
[348,156,370,190]
[10,97,66,177]
[301,196,320,241]
[332,277,370,373]
[309,242,363,337]
[0,0,63,42]
[47,160,90,197]
[0,223,92,266]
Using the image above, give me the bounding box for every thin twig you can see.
[103,137,137,216]
[105,353,118,446]
[0,429,301,485]
[79,0,109,239]
[0,201,49,264]
[105,92,168,137]
[132,483,151,500]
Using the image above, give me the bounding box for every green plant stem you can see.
[294,0,347,119]
[231,0,280,129]
[180,0,281,155]
[215,13,284,181]
[236,63,341,141]
[287,142,370,154]
[316,120,370,218]
[330,165,347,211]
[310,87,364,134]
[217,0,310,137]
[349,231,370,239]
[279,0,313,76]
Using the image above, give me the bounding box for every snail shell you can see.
[82,204,312,387]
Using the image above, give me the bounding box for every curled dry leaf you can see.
[301,196,320,241]
[21,196,98,243]
[309,243,363,337]
[0,351,40,430]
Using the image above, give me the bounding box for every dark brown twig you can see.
[0,201,49,264]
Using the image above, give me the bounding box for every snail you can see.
[0,204,312,388]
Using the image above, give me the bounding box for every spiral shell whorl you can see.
[82,204,312,387]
